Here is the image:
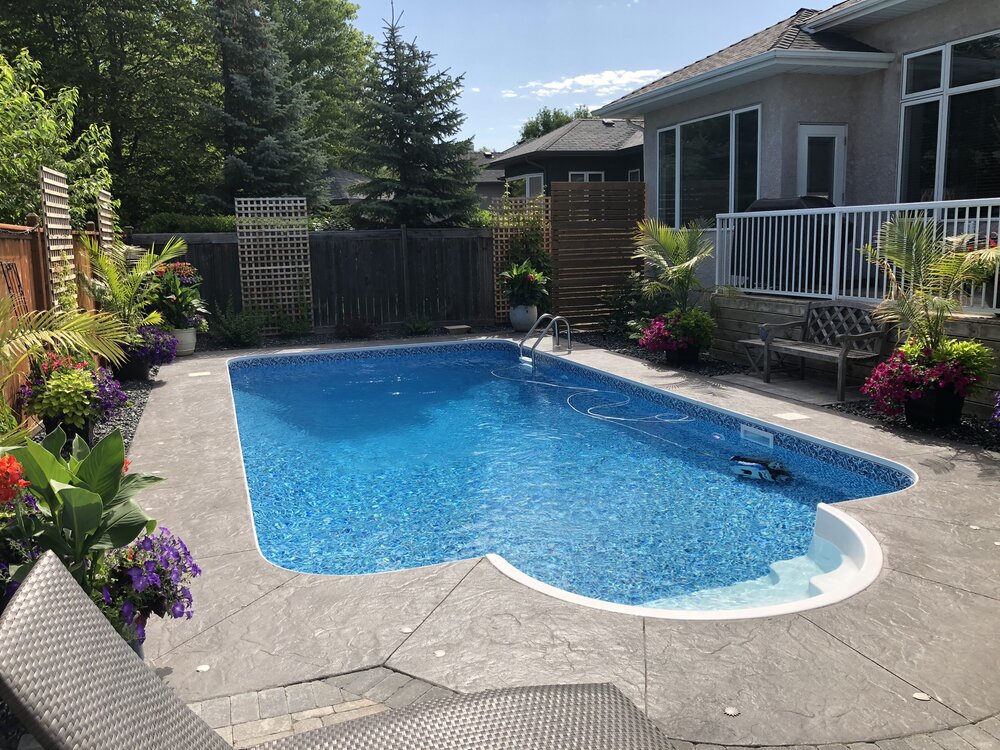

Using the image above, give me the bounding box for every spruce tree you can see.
[209,0,325,208]
[351,12,478,227]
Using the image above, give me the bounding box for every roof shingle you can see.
[490,119,643,166]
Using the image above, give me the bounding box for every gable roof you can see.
[469,150,504,184]
[489,119,644,168]
[805,0,949,32]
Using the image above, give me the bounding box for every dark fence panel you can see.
[132,229,494,327]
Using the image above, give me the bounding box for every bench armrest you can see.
[760,320,804,341]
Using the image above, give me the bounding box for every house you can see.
[469,149,505,208]
[487,119,644,198]
[322,168,371,205]
[595,0,1000,226]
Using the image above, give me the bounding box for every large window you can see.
[568,171,604,182]
[657,107,759,226]
[900,30,1000,202]
[507,173,544,198]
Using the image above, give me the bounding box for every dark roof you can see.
[489,119,644,167]
[469,150,505,184]
[604,8,883,108]
[322,168,370,203]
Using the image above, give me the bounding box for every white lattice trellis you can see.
[234,197,313,326]
[39,166,74,306]
[97,188,115,247]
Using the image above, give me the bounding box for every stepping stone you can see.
[443,325,471,335]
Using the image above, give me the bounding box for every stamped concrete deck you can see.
[135,336,1000,747]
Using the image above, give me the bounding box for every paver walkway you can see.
[124,336,1000,747]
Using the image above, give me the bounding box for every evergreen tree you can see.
[209,0,325,208]
[351,12,478,228]
[519,105,593,143]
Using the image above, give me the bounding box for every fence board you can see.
[39,167,74,307]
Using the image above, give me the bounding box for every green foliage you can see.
[519,105,592,142]
[142,213,236,233]
[208,0,326,209]
[861,215,1000,353]
[900,338,995,381]
[0,49,112,227]
[335,318,376,339]
[403,317,434,336]
[153,271,208,330]
[604,272,673,336]
[350,13,478,228]
[80,236,187,336]
[30,369,94,429]
[212,298,265,347]
[310,205,355,231]
[632,219,715,312]
[675,307,717,351]
[464,208,494,229]
[0,429,160,591]
[500,260,549,307]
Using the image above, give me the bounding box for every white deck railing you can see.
[715,198,1000,313]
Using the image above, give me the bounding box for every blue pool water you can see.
[230,342,908,607]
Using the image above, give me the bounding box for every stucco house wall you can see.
[640,0,1000,219]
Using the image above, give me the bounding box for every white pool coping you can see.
[225,339,911,622]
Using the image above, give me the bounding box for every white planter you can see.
[509,304,538,332]
[172,327,196,356]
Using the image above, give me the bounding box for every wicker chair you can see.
[0,552,672,749]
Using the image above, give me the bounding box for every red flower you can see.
[0,455,30,505]
[122,458,132,475]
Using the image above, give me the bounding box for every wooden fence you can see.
[549,182,646,328]
[132,228,496,327]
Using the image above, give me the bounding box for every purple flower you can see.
[170,601,186,618]
[127,566,149,592]
[128,326,178,367]
[122,600,135,624]
[135,622,146,643]
[101,586,112,604]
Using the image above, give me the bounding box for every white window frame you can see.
[797,124,848,206]
[507,172,545,198]
[568,171,605,182]
[628,168,642,182]
[655,104,761,227]
[898,28,1000,201]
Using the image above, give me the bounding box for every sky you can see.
[352,0,814,151]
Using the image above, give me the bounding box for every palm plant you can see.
[632,219,714,312]
[78,235,187,337]
[0,296,128,443]
[861,215,1000,353]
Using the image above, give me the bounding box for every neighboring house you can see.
[323,168,371,205]
[488,119,644,198]
[469,150,505,208]
[596,0,1000,226]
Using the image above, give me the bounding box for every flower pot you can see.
[128,638,144,660]
[904,384,965,428]
[172,327,196,356]
[42,416,93,446]
[112,356,151,382]
[662,346,700,366]
[509,304,538,332]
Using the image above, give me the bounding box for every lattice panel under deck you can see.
[235,197,313,327]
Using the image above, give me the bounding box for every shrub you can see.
[403,317,434,336]
[271,308,312,338]
[604,272,673,336]
[499,260,549,307]
[212,298,266,347]
[141,213,236,233]
[638,308,716,354]
[335,318,376,339]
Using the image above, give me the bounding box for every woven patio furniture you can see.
[0,552,672,749]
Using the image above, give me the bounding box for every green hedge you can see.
[140,213,236,233]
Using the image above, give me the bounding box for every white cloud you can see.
[470,87,481,93]
[500,89,519,98]
[521,69,668,99]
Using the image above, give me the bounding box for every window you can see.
[900,30,1000,202]
[656,106,759,226]
[568,171,604,182]
[507,173,544,198]
[628,168,642,182]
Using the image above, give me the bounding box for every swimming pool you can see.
[229,341,911,616]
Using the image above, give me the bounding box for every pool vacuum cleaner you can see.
[729,456,792,483]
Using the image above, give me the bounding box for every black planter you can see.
[662,346,701,366]
[42,416,94,446]
[904,384,965,428]
[112,356,151,382]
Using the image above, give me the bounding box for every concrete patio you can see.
[133,336,1000,748]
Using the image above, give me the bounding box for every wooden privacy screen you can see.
[490,197,550,323]
[549,182,646,328]
[97,189,115,247]
[234,197,312,326]
[39,167,75,307]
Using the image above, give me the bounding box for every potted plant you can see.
[860,215,998,427]
[153,262,208,356]
[0,429,200,656]
[79,235,186,377]
[631,219,717,363]
[638,308,716,365]
[500,260,548,332]
[16,353,128,444]
[120,325,178,380]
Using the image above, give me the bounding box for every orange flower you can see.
[122,458,132,474]
[0,455,30,504]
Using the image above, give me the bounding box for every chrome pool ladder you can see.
[518,314,572,370]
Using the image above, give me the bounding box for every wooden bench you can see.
[740,301,887,402]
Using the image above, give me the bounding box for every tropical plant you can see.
[79,235,187,335]
[638,308,716,355]
[860,215,1000,353]
[499,260,549,307]
[153,270,208,330]
[0,429,160,592]
[632,219,715,312]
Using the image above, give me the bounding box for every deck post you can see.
[831,210,843,301]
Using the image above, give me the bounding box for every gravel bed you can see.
[825,399,1000,451]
